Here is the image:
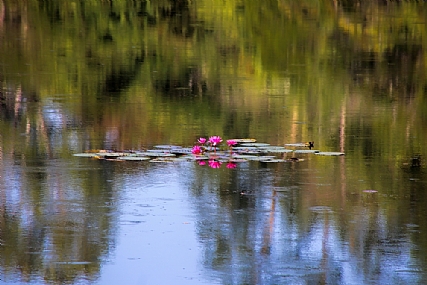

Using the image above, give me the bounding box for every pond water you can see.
[1,1,427,284]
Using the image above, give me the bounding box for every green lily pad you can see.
[247,156,277,161]
[154,145,182,149]
[232,154,258,160]
[146,149,170,153]
[233,146,258,150]
[285,143,307,147]
[315,152,345,156]
[170,148,194,154]
[73,153,99,157]
[117,156,151,161]
[234,148,263,154]
[230,138,257,143]
[188,155,210,160]
[261,147,294,153]
[294,150,320,154]
[135,152,176,157]
[228,158,249,163]
[96,152,126,157]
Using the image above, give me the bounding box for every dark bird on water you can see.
[305,141,314,150]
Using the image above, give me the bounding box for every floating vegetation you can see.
[232,154,259,160]
[73,137,344,168]
[73,153,99,158]
[170,148,193,154]
[117,156,151,161]
[233,146,258,150]
[236,150,263,155]
[135,152,176,157]
[246,156,277,161]
[96,152,127,157]
[259,146,293,153]
[294,149,320,154]
[286,141,315,149]
[149,158,177,163]
[315,152,345,156]
[230,138,257,143]
[154,145,182,149]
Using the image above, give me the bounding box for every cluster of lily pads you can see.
[73,136,344,169]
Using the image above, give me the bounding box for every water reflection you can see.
[184,161,426,284]
[0,159,119,284]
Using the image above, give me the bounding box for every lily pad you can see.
[230,138,257,143]
[232,155,258,160]
[188,155,210,160]
[261,147,294,153]
[149,157,177,162]
[146,149,170,153]
[117,156,151,161]
[285,143,307,147]
[96,152,126,157]
[233,146,259,150]
[294,150,320,153]
[170,148,193,154]
[154,145,182,149]
[315,152,345,156]
[135,152,176,157]
[237,150,263,155]
[228,158,249,163]
[73,153,99,158]
[247,156,277,161]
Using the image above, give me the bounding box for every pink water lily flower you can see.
[227,140,237,147]
[209,136,223,146]
[191,145,203,155]
[226,140,237,155]
[198,137,207,144]
[208,160,222,169]
[198,160,206,166]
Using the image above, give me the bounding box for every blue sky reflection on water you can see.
[96,164,214,285]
